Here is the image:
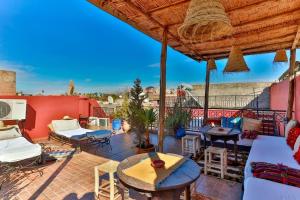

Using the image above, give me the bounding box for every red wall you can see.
[0,96,105,141]
[270,75,300,121]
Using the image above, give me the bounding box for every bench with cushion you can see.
[243,119,300,200]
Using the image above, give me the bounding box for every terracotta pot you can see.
[136,145,155,154]
[122,120,131,133]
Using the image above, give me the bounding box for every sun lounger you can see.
[0,126,42,189]
[86,130,113,150]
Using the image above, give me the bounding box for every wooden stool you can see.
[204,146,227,179]
[95,160,121,200]
[182,135,201,157]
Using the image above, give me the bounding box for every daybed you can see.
[49,118,113,151]
[243,131,300,199]
[49,118,94,150]
[0,125,42,189]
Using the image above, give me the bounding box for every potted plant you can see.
[166,103,191,138]
[128,79,155,153]
[114,93,131,133]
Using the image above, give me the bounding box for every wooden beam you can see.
[292,26,300,49]
[287,49,297,120]
[158,27,168,153]
[193,34,294,55]
[125,0,202,60]
[147,0,189,13]
[201,42,292,59]
[203,63,210,125]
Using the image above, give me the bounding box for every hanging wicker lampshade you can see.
[273,49,288,63]
[207,58,217,70]
[224,46,249,73]
[178,0,233,42]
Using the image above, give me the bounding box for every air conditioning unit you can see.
[88,117,110,128]
[0,99,27,120]
[98,118,110,128]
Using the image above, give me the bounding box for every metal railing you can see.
[183,108,286,136]
[162,106,286,136]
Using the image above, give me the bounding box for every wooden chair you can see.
[204,146,227,179]
[182,135,201,157]
[94,160,121,200]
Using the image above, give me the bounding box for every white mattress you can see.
[244,135,300,180]
[243,177,300,200]
[0,137,42,163]
[55,128,94,139]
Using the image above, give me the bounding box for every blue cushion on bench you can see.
[221,117,242,130]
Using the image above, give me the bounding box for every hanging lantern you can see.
[224,46,249,73]
[273,49,288,63]
[178,0,233,42]
[207,58,217,70]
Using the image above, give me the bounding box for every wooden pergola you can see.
[89,0,300,152]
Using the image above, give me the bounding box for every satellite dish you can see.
[108,96,114,104]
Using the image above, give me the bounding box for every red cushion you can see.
[294,147,300,164]
[287,127,300,149]
[242,130,258,139]
[251,162,300,188]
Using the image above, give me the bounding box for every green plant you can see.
[114,93,129,120]
[144,108,157,146]
[128,79,147,147]
[166,103,191,133]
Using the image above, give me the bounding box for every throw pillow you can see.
[285,120,298,138]
[52,119,80,132]
[0,126,22,140]
[242,117,262,132]
[287,127,300,149]
[294,147,300,164]
[294,136,300,154]
[242,130,258,139]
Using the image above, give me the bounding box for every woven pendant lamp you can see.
[224,46,249,73]
[207,58,217,70]
[178,0,233,42]
[273,49,288,63]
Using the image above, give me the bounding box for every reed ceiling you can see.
[88,0,300,61]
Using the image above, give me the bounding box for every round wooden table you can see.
[117,153,201,200]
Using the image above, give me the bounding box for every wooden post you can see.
[203,63,210,125]
[287,49,296,120]
[158,27,168,152]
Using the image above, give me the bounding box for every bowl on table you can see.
[151,159,165,168]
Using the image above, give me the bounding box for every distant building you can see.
[0,70,16,95]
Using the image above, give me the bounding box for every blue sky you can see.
[0,0,299,94]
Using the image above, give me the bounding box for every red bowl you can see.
[218,128,224,131]
[151,159,165,168]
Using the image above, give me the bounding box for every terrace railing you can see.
[182,108,286,136]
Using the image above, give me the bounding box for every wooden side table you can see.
[94,160,121,200]
[204,146,227,179]
[182,135,201,157]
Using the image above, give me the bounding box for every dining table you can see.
[117,152,201,200]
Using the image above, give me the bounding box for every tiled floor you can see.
[1,133,242,200]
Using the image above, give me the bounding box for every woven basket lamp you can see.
[273,49,288,63]
[224,46,249,73]
[178,0,233,41]
[207,58,217,70]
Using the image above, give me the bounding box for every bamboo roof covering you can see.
[89,0,300,61]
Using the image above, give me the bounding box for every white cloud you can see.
[148,62,160,68]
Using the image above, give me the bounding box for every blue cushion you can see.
[112,119,122,131]
[176,127,186,139]
[221,117,242,130]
